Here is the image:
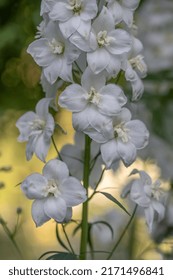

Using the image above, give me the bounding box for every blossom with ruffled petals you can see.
[48,0,98,39]
[129,170,165,232]
[58,67,127,140]
[70,7,132,75]
[106,0,140,27]
[21,159,87,226]
[100,108,149,168]
[27,20,80,84]
[16,98,55,162]
[122,37,147,100]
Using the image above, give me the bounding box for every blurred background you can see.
[0,0,173,260]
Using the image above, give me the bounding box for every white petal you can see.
[60,177,87,207]
[117,140,137,166]
[62,207,72,223]
[81,67,106,92]
[108,29,132,55]
[125,65,144,101]
[122,8,133,27]
[16,112,37,142]
[77,20,91,38]
[70,32,96,52]
[81,0,98,20]
[21,173,48,199]
[101,139,119,168]
[59,84,87,112]
[92,7,114,34]
[138,171,152,186]
[49,2,72,21]
[35,98,51,119]
[26,135,38,161]
[107,1,123,25]
[32,199,50,227]
[99,84,127,115]
[126,120,149,149]
[87,48,110,74]
[34,132,51,162]
[44,196,67,222]
[44,59,62,84]
[43,159,69,183]
[112,108,131,126]
[59,16,80,38]
[27,39,54,67]
[130,179,150,207]
[122,0,140,10]
[106,55,121,77]
[59,60,73,83]
[73,109,90,131]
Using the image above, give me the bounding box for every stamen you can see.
[48,38,64,54]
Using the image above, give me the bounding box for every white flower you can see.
[58,67,127,139]
[16,98,55,162]
[60,132,103,189]
[21,159,87,226]
[129,170,165,232]
[40,0,52,16]
[48,0,98,38]
[106,0,140,27]
[122,37,147,100]
[27,20,81,84]
[100,108,149,168]
[70,7,132,75]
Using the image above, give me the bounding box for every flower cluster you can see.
[16,0,166,234]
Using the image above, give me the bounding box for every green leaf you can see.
[47,252,78,260]
[99,192,131,216]
[55,224,70,252]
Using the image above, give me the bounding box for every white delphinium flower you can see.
[129,170,166,232]
[122,37,147,100]
[100,108,149,168]
[106,0,140,27]
[27,20,81,84]
[70,7,132,75]
[48,0,98,39]
[40,0,52,16]
[16,98,55,162]
[60,132,103,189]
[58,67,127,141]
[21,159,87,226]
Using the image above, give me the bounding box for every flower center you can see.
[48,38,64,54]
[47,179,61,197]
[129,55,147,74]
[88,87,100,105]
[114,124,129,143]
[30,119,46,130]
[97,31,110,47]
[69,0,82,15]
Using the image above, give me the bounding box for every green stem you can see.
[62,224,75,255]
[51,136,62,160]
[79,135,91,260]
[107,204,138,260]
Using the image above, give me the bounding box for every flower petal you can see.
[81,67,106,92]
[43,59,62,84]
[60,177,87,207]
[126,120,149,149]
[21,173,48,199]
[59,84,88,112]
[32,199,50,227]
[16,112,37,142]
[49,2,72,22]
[117,140,137,166]
[101,139,119,168]
[44,196,67,222]
[87,48,110,74]
[81,0,98,21]
[43,159,69,183]
[108,29,132,55]
[59,16,80,38]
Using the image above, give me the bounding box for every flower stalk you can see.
[79,135,91,260]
